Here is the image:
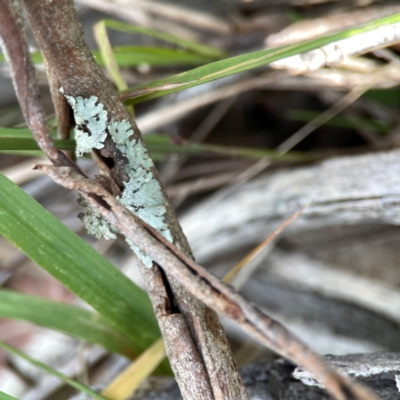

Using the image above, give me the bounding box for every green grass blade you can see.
[0,150,45,156]
[0,46,212,68]
[0,127,60,155]
[0,127,57,138]
[145,134,317,161]
[0,392,18,400]
[94,47,214,67]
[0,174,160,355]
[287,109,391,134]
[120,13,400,104]
[0,137,75,151]
[102,19,224,59]
[0,52,42,63]
[0,130,314,161]
[363,88,400,107]
[0,341,110,400]
[0,289,137,358]
[0,128,33,138]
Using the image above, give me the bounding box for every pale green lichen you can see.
[108,119,173,267]
[61,90,172,267]
[126,239,153,268]
[81,210,117,240]
[77,198,117,240]
[59,89,107,157]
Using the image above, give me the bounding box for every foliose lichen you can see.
[78,199,117,240]
[61,89,172,267]
[108,119,173,267]
[60,88,108,157]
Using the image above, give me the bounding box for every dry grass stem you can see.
[223,205,308,284]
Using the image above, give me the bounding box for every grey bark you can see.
[181,149,400,263]
[131,353,400,400]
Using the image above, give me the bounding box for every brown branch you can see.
[36,164,379,400]
[0,0,81,173]
[46,62,75,160]
[20,1,246,398]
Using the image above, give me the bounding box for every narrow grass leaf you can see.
[94,21,127,92]
[0,150,45,157]
[93,21,134,115]
[101,19,224,59]
[0,127,57,138]
[0,392,18,400]
[94,47,213,67]
[287,109,391,134]
[0,174,160,355]
[0,137,74,151]
[0,341,110,400]
[0,289,137,359]
[0,47,212,68]
[144,134,318,162]
[363,88,400,107]
[120,13,400,104]
[0,129,315,162]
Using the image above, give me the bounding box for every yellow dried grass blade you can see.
[102,338,166,400]
[94,21,127,91]
[93,21,133,116]
[223,205,308,284]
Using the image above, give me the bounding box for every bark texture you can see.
[181,149,400,263]
[21,1,247,398]
[131,353,400,400]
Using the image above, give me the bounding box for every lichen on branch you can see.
[61,89,173,267]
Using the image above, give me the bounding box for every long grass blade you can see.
[101,19,224,59]
[0,128,57,138]
[144,135,319,161]
[0,174,160,356]
[0,289,137,358]
[0,341,110,400]
[0,129,316,162]
[287,109,390,133]
[94,21,127,92]
[93,21,134,116]
[0,392,18,400]
[96,47,212,66]
[0,47,213,68]
[0,137,74,151]
[120,13,400,104]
